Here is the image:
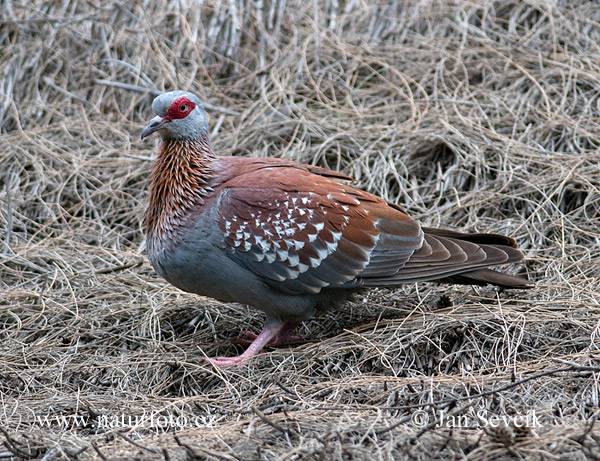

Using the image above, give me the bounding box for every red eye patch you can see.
[165,96,196,120]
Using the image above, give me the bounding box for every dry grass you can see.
[1,0,600,459]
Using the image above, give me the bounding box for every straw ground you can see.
[1,0,600,459]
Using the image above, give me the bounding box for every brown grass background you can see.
[1,0,600,459]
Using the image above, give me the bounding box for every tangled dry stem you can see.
[1,0,600,459]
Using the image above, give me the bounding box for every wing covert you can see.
[217,167,382,294]
[216,165,425,294]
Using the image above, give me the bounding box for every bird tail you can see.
[436,268,531,289]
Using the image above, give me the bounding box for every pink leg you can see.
[235,322,300,346]
[204,323,293,367]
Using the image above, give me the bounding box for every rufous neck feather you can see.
[146,137,216,238]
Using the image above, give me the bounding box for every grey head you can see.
[141,90,209,141]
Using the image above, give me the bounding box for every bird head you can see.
[141,91,209,141]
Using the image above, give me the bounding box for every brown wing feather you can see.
[217,166,413,294]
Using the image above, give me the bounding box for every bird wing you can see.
[216,165,424,295]
[360,231,524,286]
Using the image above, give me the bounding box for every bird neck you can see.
[146,136,216,239]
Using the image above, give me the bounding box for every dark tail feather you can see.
[420,227,531,288]
[421,227,518,248]
[439,268,532,289]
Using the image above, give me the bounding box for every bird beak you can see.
[141,115,167,139]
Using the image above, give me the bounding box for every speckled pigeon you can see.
[141,90,530,366]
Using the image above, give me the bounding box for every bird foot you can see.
[204,322,299,367]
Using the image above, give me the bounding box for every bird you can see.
[141,90,531,366]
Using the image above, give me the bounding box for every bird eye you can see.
[180,104,187,112]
